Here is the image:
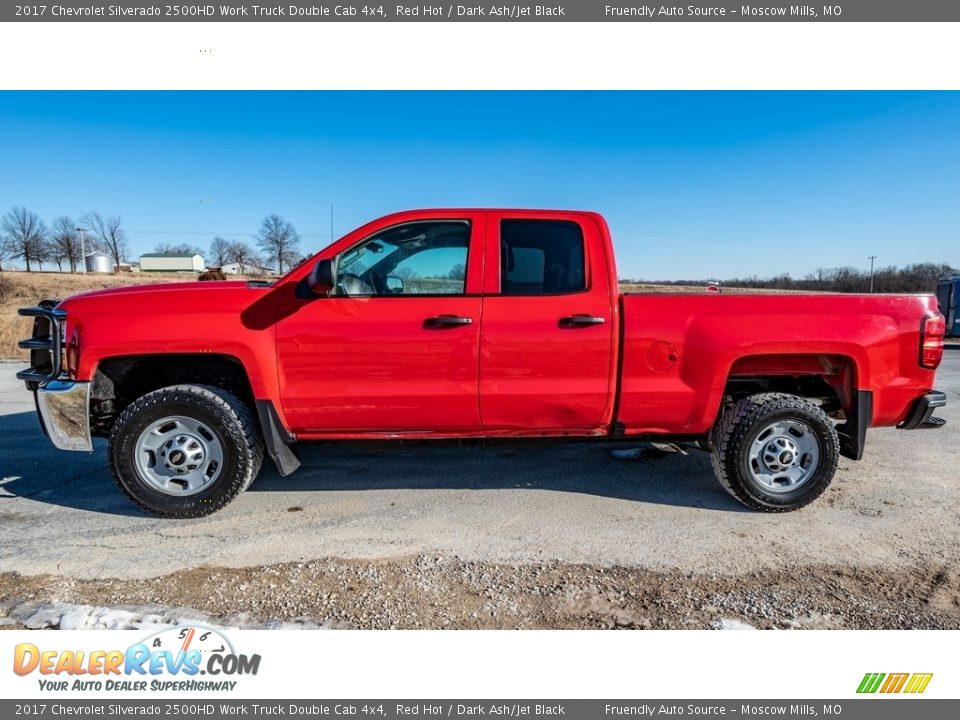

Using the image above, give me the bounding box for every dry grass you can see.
[0,272,822,361]
[619,283,822,295]
[0,271,189,362]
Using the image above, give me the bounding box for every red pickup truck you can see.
[18,209,947,517]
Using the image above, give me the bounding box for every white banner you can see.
[2,629,954,699]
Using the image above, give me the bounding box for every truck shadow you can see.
[250,441,749,512]
[0,409,746,515]
[0,410,143,517]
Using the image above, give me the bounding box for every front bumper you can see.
[899,390,947,430]
[34,380,92,451]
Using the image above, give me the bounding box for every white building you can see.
[139,253,205,272]
[220,262,276,276]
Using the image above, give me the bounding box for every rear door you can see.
[276,214,485,435]
[478,212,617,433]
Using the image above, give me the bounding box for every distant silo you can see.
[85,251,112,273]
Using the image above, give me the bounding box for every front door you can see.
[276,216,484,435]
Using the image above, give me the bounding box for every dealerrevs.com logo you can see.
[13,626,261,692]
[857,672,933,694]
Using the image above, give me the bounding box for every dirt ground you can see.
[2,556,959,631]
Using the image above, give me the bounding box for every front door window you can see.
[336,221,470,296]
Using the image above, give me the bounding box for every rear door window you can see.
[499,219,586,295]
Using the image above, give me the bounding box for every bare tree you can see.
[1,206,48,272]
[82,212,129,272]
[209,236,231,267]
[0,235,10,272]
[35,236,54,272]
[154,241,203,256]
[226,240,258,275]
[51,215,82,272]
[254,214,301,274]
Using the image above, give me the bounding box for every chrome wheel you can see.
[747,419,820,493]
[134,415,223,496]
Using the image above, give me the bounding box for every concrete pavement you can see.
[1,353,958,581]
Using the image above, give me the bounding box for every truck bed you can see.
[617,292,940,435]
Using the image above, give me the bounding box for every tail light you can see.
[920,313,945,369]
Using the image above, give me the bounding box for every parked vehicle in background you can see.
[936,276,960,337]
[16,209,948,517]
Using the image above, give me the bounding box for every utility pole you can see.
[868,255,877,293]
[76,227,87,274]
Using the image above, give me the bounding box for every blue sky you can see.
[0,91,957,279]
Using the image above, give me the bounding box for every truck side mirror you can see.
[308,259,336,296]
[386,275,404,294]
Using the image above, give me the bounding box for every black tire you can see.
[109,384,264,518]
[710,392,839,512]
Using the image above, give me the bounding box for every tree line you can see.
[0,207,127,273]
[626,262,959,294]
[0,206,304,275]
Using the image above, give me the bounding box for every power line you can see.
[128,229,332,238]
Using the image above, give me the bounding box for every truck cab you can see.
[274,210,618,438]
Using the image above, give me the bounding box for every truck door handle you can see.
[559,314,606,327]
[424,315,473,328]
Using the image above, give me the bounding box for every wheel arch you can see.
[722,352,859,413]
[90,353,257,437]
[715,352,869,460]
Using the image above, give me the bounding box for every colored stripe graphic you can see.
[904,673,934,694]
[857,673,885,693]
[857,672,932,694]
[880,673,909,693]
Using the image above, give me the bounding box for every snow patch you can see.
[2,600,333,630]
[710,618,757,630]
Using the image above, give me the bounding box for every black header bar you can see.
[6,1,960,22]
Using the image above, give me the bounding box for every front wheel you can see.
[711,393,839,512]
[109,384,264,518]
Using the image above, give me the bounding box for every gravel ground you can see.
[2,555,958,630]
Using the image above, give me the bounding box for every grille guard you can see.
[16,300,65,386]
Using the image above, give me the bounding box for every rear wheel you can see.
[109,384,264,517]
[711,393,839,512]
